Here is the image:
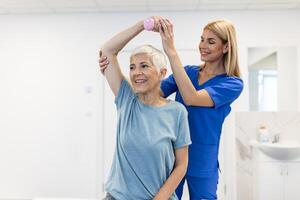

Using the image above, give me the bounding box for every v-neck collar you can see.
[196,67,227,87]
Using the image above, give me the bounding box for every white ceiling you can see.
[0,0,299,14]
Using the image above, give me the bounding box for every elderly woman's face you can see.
[129,53,161,94]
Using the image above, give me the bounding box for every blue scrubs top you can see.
[161,65,243,177]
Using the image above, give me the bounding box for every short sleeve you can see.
[160,73,178,98]
[115,79,135,109]
[161,65,195,98]
[205,77,244,109]
[174,107,192,149]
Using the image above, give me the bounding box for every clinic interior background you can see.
[1,5,300,200]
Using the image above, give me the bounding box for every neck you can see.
[203,59,226,75]
[138,88,164,106]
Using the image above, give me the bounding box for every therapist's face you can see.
[129,53,162,94]
[198,29,228,63]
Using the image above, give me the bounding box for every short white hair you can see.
[130,44,167,69]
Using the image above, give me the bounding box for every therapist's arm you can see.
[158,18,214,107]
[153,146,188,200]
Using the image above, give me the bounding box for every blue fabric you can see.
[175,175,219,200]
[105,79,192,200]
[161,65,243,177]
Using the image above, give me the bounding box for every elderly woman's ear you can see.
[159,68,167,80]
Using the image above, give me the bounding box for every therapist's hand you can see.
[98,50,109,74]
[158,18,177,56]
[149,16,164,32]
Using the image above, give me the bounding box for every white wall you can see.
[0,14,103,198]
[1,10,300,199]
[277,47,298,111]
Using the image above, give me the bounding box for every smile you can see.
[135,79,147,84]
[200,51,210,55]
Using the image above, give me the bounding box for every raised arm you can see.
[158,18,214,107]
[100,20,144,96]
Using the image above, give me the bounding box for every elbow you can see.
[182,162,188,175]
[181,90,198,106]
[183,99,192,106]
[178,160,188,177]
[176,156,189,173]
[100,45,118,56]
[182,95,195,106]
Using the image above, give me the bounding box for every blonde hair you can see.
[204,20,241,77]
[130,44,167,70]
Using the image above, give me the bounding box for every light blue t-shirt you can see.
[105,79,191,200]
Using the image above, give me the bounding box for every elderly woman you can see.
[100,19,191,200]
